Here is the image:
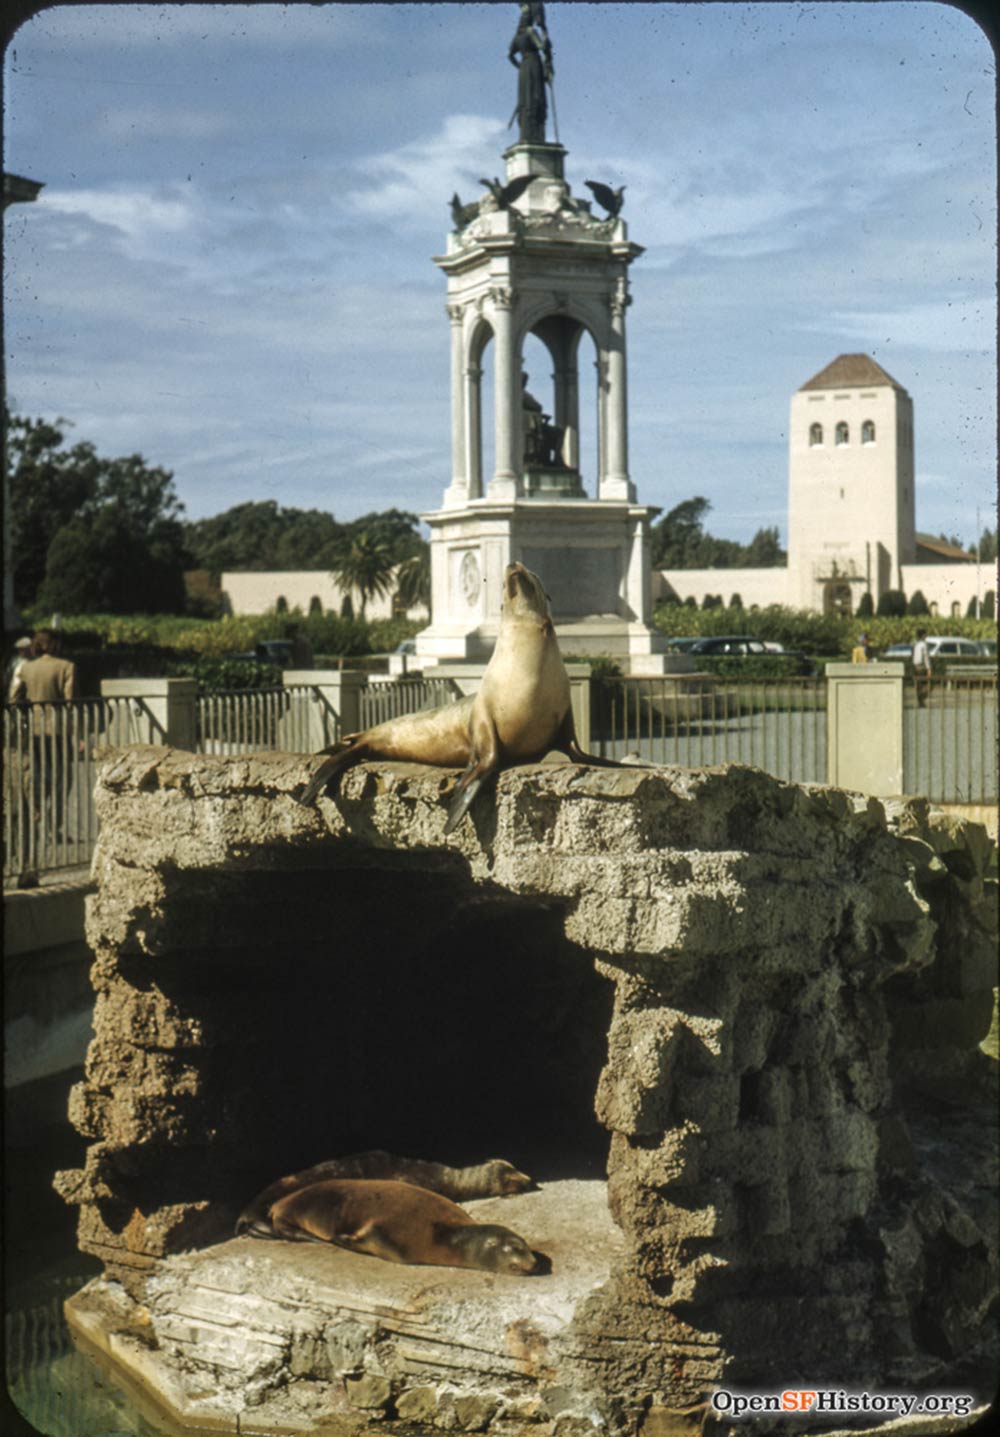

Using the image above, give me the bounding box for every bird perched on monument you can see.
[479,173,535,209]
[584,180,626,218]
[450,192,481,229]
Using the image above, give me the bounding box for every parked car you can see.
[884,636,987,662]
[226,639,296,666]
[662,636,702,653]
[688,636,814,675]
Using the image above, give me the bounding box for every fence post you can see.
[100,678,198,750]
[281,669,366,752]
[825,663,904,796]
[566,664,592,752]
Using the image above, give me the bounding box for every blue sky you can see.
[3,2,996,546]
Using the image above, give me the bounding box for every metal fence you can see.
[5,668,996,886]
[902,671,998,803]
[592,675,829,787]
[2,697,136,882]
[359,675,461,728]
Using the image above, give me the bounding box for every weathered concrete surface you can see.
[57,749,997,1434]
[67,1181,624,1434]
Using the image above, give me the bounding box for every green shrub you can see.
[876,589,908,617]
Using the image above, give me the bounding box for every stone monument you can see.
[415,5,669,670]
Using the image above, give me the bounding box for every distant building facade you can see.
[657,354,986,617]
[220,569,426,622]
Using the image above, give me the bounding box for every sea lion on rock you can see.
[236,1150,534,1238]
[250,1178,540,1275]
[297,561,625,832]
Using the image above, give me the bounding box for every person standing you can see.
[10,629,77,840]
[5,635,33,698]
[911,628,932,708]
[851,632,871,664]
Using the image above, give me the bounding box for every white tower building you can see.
[787,354,916,612]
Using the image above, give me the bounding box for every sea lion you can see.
[297,561,625,832]
[250,1177,540,1276]
[236,1150,535,1238]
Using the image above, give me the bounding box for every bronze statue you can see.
[508,2,553,145]
[521,372,564,468]
[585,180,626,218]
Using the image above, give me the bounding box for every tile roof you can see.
[915,532,975,563]
[799,354,907,393]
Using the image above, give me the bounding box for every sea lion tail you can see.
[297,741,363,807]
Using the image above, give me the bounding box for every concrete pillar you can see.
[488,288,519,501]
[465,363,483,500]
[282,669,365,752]
[442,304,467,507]
[554,362,579,470]
[600,284,635,501]
[101,679,198,751]
[825,663,904,796]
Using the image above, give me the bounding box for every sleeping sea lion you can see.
[236,1150,534,1238]
[251,1177,540,1276]
[297,561,625,832]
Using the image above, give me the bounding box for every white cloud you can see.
[346,113,507,222]
[40,184,196,248]
[815,299,997,355]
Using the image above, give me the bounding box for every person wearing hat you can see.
[5,635,33,699]
[851,632,872,664]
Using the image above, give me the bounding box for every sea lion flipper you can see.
[444,711,499,835]
[551,710,636,770]
[444,767,491,835]
[297,739,367,807]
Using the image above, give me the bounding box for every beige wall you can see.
[899,562,991,617]
[654,567,787,609]
[220,570,427,621]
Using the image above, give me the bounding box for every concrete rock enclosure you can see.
[59,749,996,1434]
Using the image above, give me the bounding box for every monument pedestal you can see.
[415,497,669,667]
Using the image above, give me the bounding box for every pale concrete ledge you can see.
[57,749,996,1436]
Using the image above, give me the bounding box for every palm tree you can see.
[395,546,431,616]
[330,531,396,620]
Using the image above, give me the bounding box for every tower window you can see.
[861,420,875,444]
[809,422,823,447]
[835,421,849,446]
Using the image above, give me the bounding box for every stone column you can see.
[488,287,519,501]
[465,362,483,500]
[442,303,467,508]
[600,280,636,502]
[553,361,579,470]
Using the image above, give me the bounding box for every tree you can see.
[5,410,189,612]
[984,591,996,619]
[650,497,712,569]
[184,501,347,575]
[972,527,997,565]
[729,593,743,610]
[876,589,908,617]
[742,526,786,567]
[395,546,431,614]
[907,589,930,616]
[330,531,397,619]
[856,591,874,618]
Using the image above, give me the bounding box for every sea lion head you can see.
[482,1158,537,1195]
[502,562,552,625]
[460,1223,540,1275]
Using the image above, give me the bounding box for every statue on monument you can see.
[508,2,554,145]
[521,371,564,469]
